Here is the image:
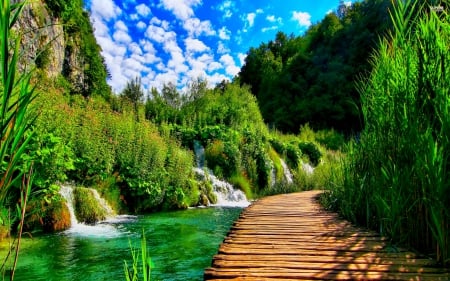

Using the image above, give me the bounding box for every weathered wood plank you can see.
[204,191,449,280]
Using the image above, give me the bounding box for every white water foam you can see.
[194,168,250,208]
[59,185,129,238]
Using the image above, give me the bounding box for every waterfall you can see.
[193,140,205,168]
[302,162,315,175]
[280,159,294,184]
[193,140,250,207]
[59,185,134,237]
[59,185,78,227]
[194,168,250,207]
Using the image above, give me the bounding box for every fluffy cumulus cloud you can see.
[136,4,151,17]
[160,0,202,20]
[292,11,311,28]
[218,26,231,40]
[217,41,230,54]
[243,9,263,31]
[220,54,240,76]
[87,0,276,92]
[90,0,122,21]
[185,38,210,53]
[238,53,247,66]
[183,18,216,37]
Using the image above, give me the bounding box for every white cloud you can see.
[207,72,230,87]
[160,0,202,20]
[292,11,311,28]
[150,16,162,25]
[217,41,230,54]
[185,38,210,53]
[129,14,139,21]
[266,15,282,24]
[220,54,240,76]
[145,25,176,44]
[90,0,122,21]
[113,30,132,43]
[247,13,256,27]
[137,21,147,30]
[218,26,231,40]
[136,4,151,17]
[183,18,215,37]
[207,61,222,72]
[128,42,143,55]
[218,0,234,18]
[262,26,277,32]
[256,9,263,14]
[238,53,247,66]
[114,21,128,32]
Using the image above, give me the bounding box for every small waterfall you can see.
[194,168,250,207]
[302,162,315,175]
[193,140,250,207]
[59,185,78,227]
[59,185,130,237]
[280,159,294,184]
[90,188,115,217]
[193,140,205,168]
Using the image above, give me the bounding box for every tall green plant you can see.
[0,0,37,279]
[327,0,450,265]
[124,232,152,281]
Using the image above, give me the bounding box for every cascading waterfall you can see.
[193,141,250,207]
[302,162,315,175]
[280,159,294,184]
[59,185,133,237]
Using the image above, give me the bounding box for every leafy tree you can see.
[121,77,144,120]
[239,0,393,134]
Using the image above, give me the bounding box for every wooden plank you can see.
[204,190,449,281]
[211,254,436,267]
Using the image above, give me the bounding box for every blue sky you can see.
[85,0,352,93]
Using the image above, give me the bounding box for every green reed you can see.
[326,0,449,265]
[0,0,37,279]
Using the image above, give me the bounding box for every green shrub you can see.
[316,129,345,151]
[298,142,322,166]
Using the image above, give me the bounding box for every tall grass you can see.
[325,0,450,265]
[0,0,37,279]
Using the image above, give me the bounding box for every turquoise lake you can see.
[1,207,242,281]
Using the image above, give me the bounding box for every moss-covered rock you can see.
[25,197,71,233]
[73,187,106,224]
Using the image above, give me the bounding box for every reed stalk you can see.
[0,0,37,279]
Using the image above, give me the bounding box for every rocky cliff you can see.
[14,0,110,97]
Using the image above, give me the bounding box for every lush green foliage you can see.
[32,87,197,213]
[324,1,450,265]
[239,0,392,133]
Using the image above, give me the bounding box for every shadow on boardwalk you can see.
[204,190,450,280]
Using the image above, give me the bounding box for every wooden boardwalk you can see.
[204,190,450,280]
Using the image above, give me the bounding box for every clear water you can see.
[0,207,242,281]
